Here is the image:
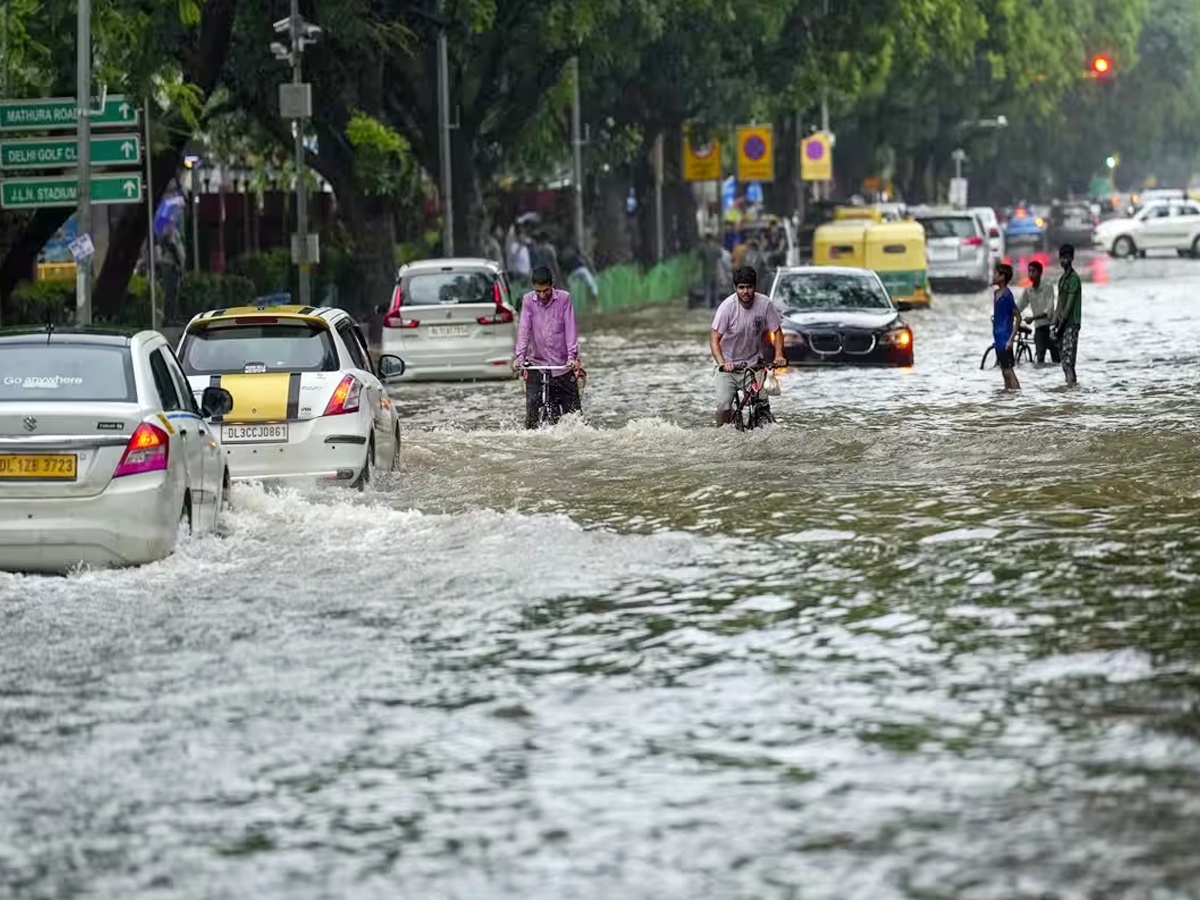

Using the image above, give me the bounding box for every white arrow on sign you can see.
[120,141,134,158]
[119,102,131,119]
[122,180,138,197]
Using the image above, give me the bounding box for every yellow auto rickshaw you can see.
[832,206,883,223]
[813,221,869,268]
[864,220,931,309]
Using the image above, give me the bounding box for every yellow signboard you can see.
[736,125,774,182]
[682,125,721,182]
[801,133,833,181]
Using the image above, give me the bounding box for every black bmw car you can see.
[767,266,914,367]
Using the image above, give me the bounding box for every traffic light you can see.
[1091,55,1113,77]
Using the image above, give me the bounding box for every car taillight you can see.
[323,375,362,416]
[961,236,984,247]
[382,284,419,328]
[113,422,169,478]
[479,282,515,325]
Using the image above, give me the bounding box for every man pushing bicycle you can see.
[513,266,583,428]
[710,265,786,427]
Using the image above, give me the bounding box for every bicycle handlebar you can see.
[715,360,788,372]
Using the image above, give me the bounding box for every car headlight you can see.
[782,330,806,347]
[879,325,913,348]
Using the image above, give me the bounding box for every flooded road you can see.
[4,253,1200,899]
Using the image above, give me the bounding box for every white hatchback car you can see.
[0,326,232,572]
[379,258,519,381]
[177,304,407,488]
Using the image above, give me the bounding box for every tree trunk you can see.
[347,193,396,317]
[92,0,237,322]
[0,208,72,322]
[591,167,633,268]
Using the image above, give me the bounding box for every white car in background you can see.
[1093,199,1200,257]
[0,327,232,572]
[379,258,519,381]
[177,304,407,489]
[971,206,1006,267]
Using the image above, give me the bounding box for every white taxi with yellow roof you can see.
[176,303,407,488]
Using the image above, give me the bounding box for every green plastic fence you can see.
[567,253,697,314]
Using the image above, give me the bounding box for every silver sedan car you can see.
[0,327,233,572]
[379,258,519,381]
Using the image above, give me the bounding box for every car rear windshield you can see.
[0,343,136,402]
[403,270,495,306]
[179,321,338,374]
[917,217,977,239]
[774,273,892,311]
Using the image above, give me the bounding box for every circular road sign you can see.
[806,139,826,161]
[744,134,767,161]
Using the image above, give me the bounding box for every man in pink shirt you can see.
[513,266,583,428]
[710,265,785,426]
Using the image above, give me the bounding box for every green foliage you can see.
[179,272,256,317]
[345,112,421,197]
[10,276,152,327]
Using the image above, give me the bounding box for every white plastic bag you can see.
[762,366,781,396]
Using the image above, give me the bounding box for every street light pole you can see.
[437,25,454,256]
[570,56,586,257]
[75,0,93,325]
[290,0,310,306]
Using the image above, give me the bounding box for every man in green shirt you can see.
[1052,243,1082,386]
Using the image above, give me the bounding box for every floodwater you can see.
[3,252,1200,899]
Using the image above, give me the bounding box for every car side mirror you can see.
[200,386,234,418]
[378,353,407,384]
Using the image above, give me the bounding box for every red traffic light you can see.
[1091,55,1112,75]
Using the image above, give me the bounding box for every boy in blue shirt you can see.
[992,263,1021,391]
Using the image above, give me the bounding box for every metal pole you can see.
[75,0,93,325]
[191,181,200,274]
[570,56,585,257]
[291,0,311,305]
[144,97,158,332]
[437,27,454,256]
[654,133,664,262]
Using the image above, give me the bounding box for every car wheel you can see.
[390,426,401,471]
[220,468,232,511]
[1114,235,1136,258]
[354,438,376,491]
[1191,237,1200,259]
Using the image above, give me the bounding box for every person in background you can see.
[530,231,563,286]
[561,243,599,309]
[513,266,583,428]
[992,263,1021,391]
[1018,260,1060,365]
[506,226,531,287]
[699,232,723,309]
[1052,243,1082,387]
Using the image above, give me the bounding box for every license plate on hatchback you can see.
[0,454,77,479]
[929,246,958,261]
[222,423,288,443]
[425,325,470,338]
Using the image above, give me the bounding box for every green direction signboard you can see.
[0,173,144,209]
[0,96,139,132]
[0,134,141,170]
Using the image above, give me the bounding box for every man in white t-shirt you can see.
[710,265,786,426]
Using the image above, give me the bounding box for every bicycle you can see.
[979,325,1034,370]
[521,363,583,428]
[719,361,780,431]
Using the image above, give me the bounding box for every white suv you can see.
[914,210,991,291]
